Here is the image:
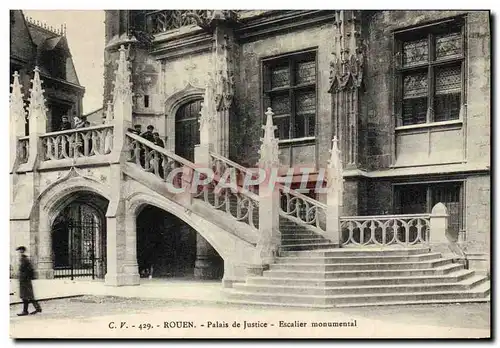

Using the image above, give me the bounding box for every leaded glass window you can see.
[263,51,316,139]
[396,18,464,126]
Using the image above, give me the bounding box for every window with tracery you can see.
[395,17,465,126]
[262,50,317,139]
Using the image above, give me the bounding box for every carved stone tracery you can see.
[329,10,364,169]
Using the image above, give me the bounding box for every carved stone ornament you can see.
[258,108,280,168]
[214,33,234,111]
[112,45,133,104]
[27,67,48,121]
[329,10,365,92]
[10,71,26,124]
[184,10,240,32]
[199,74,218,145]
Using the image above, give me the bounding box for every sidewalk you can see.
[9,278,225,305]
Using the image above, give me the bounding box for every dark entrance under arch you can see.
[136,205,223,280]
[51,192,108,280]
[175,98,202,162]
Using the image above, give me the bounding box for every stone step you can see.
[222,293,490,309]
[247,269,476,287]
[280,247,431,257]
[263,263,464,279]
[233,275,487,296]
[281,238,327,245]
[224,281,490,306]
[269,258,453,272]
[335,295,491,308]
[275,252,442,264]
[279,242,338,251]
[280,232,320,238]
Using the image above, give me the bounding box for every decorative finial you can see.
[327,136,343,193]
[258,107,280,168]
[27,66,48,121]
[10,71,26,124]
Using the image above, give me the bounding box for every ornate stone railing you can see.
[18,136,29,164]
[278,186,327,236]
[210,152,259,194]
[145,10,208,34]
[126,133,259,230]
[40,125,114,161]
[340,214,430,247]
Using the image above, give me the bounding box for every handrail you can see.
[210,153,325,208]
[126,132,198,171]
[278,185,328,210]
[127,133,259,202]
[210,152,258,176]
[40,124,113,138]
[340,213,431,220]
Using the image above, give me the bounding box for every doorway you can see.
[51,199,107,279]
[175,99,202,162]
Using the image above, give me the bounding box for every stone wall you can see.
[363,10,490,170]
[234,22,334,168]
[465,175,490,253]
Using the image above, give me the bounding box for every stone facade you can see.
[10,10,490,282]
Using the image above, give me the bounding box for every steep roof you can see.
[9,10,35,64]
[11,11,82,87]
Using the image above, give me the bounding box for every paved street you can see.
[10,296,490,339]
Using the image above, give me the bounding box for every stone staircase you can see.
[224,230,490,307]
[279,216,336,252]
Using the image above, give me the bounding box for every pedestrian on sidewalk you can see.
[16,246,42,316]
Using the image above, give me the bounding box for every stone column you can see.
[256,108,281,266]
[104,43,139,286]
[104,169,139,286]
[326,137,343,245]
[35,204,54,279]
[194,233,218,279]
[193,77,219,279]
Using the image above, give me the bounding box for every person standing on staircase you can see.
[141,125,155,143]
[16,246,42,316]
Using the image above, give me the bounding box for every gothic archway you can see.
[51,191,108,279]
[136,204,223,280]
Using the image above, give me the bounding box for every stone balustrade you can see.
[126,132,260,231]
[210,152,260,194]
[40,125,114,161]
[340,214,431,247]
[278,187,327,236]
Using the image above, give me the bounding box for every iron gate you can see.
[53,204,105,280]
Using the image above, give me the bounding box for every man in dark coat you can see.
[152,132,165,177]
[141,125,155,143]
[16,246,42,316]
[59,115,72,131]
[152,132,164,148]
